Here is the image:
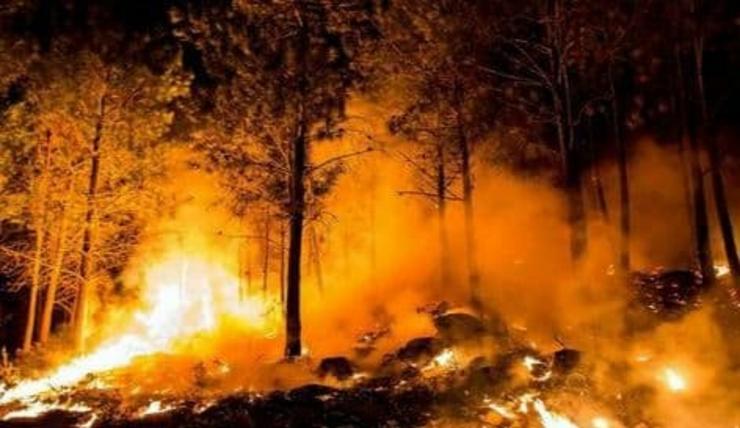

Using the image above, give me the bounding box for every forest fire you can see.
[0,252,278,417]
[0,0,739,427]
[661,367,688,393]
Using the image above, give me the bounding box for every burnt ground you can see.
[1,269,739,428]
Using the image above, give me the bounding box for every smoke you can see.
[66,103,740,425]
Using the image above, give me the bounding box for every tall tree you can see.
[176,0,382,357]
[690,0,740,280]
[380,0,498,306]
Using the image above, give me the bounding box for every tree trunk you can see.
[436,140,451,287]
[561,79,586,261]
[23,222,43,352]
[22,130,52,352]
[262,209,270,295]
[453,82,480,309]
[285,120,307,358]
[680,49,714,284]
[279,219,286,309]
[284,7,310,358]
[39,193,70,344]
[672,45,696,257]
[586,117,609,223]
[547,0,586,263]
[610,64,631,273]
[74,94,105,352]
[693,38,740,278]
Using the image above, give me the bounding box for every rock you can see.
[433,313,486,342]
[552,348,580,373]
[287,384,339,402]
[317,357,355,381]
[395,337,444,365]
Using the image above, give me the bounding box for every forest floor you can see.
[1,269,739,428]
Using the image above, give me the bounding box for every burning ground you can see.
[1,1,740,427]
[0,158,739,428]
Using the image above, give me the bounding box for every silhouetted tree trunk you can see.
[74,93,105,352]
[693,36,740,278]
[586,116,609,223]
[672,45,696,256]
[453,82,480,308]
[547,0,586,263]
[262,209,270,294]
[436,139,451,287]
[678,48,714,284]
[285,117,306,357]
[610,64,630,273]
[279,219,286,309]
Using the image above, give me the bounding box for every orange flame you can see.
[1,252,279,413]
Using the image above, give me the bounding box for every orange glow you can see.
[532,399,580,428]
[0,249,279,410]
[662,367,688,393]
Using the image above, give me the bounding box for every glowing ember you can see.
[522,355,551,381]
[78,413,98,428]
[592,417,610,428]
[523,355,543,371]
[137,400,176,417]
[1,400,90,420]
[633,353,652,363]
[487,402,516,420]
[432,348,456,367]
[532,399,580,428]
[715,264,731,278]
[662,367,687,392]
[0,254,278,408]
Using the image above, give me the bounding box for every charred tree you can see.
[285,10,310,357]
[609,64,630,273]
[693,30,740,279]
[679,51,714,284]
[262,209,270,295]
[285,116,307,358]
[435,139,452,288]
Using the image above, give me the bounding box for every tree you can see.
[380,0,498,307]
[0,44,188,351]
[690,0,740,280]
[483,0,598,265]
[174,0,382,357]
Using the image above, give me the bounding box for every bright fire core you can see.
[0,252,279,408]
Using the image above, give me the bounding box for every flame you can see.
[432,348,456,367]
[591,417,610,428]
[522,355,552,381]
[532,399,580,428]
[662,367,687,392]
[0,253,278,411]
[136,400,176,418]
[487,401,516,419]
[1,400,90,420]
[715,264,730,278]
